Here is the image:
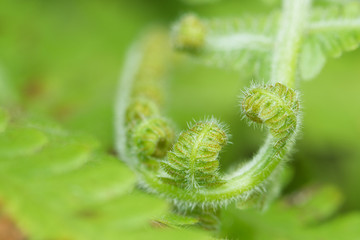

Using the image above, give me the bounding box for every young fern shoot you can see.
[115,36,300,207]
[172,1,360,81]
[115,0,360,230]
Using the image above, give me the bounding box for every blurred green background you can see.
[0,0,359,235]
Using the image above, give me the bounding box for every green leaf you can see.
[0,107,9,133]
[300,38,326,80]
[156,213,199,228]
[0,109,209,240]
[303,2,360,80]
[221,184,357,240]
[281,185,343,225]
[0,126,48,158]
[308,213,360,239]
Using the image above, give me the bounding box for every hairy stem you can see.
[308,19,360,33]
[140,133,296,207]
[270,0,311,87]
[206,33,272,51]
[115,43,143,169]
[115,30,174,169]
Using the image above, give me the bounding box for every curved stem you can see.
[140,133,296,207]
[270,0,312,88]
[115,30,173,170]
[114,42,143,169]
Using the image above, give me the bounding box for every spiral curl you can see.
[160,119,228,189]
[241,83,300,148]
[132,117,175,160]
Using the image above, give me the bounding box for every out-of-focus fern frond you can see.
[301,2,360,80]
[0,107,209,240]
[173,13,278,78]
[180,0,220,5]
[221,185,360,239]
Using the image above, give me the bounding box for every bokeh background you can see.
[0,0,359,238]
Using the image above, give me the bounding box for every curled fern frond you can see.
[301,2,360,80]
[132,117,175,162]
[172,13,278,76]
[138,83,300,208]
[160,119,228,189]
[241,82,300,147]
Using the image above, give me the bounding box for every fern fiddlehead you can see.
[160,119,228,190]
[132,117,175,161]
[136,82,300,209]
[242,83,300,148]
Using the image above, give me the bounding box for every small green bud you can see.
[173,14,206,51]
[131,83,164,106]
[126,98,159,128]
[132,117,175,160]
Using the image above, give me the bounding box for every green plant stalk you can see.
[140,135,294,207]
[115,42,144,169]
[270,0,311,87]
[115,30,174,170]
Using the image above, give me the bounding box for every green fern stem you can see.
[140,132,295,207]
[271,0,311,87]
